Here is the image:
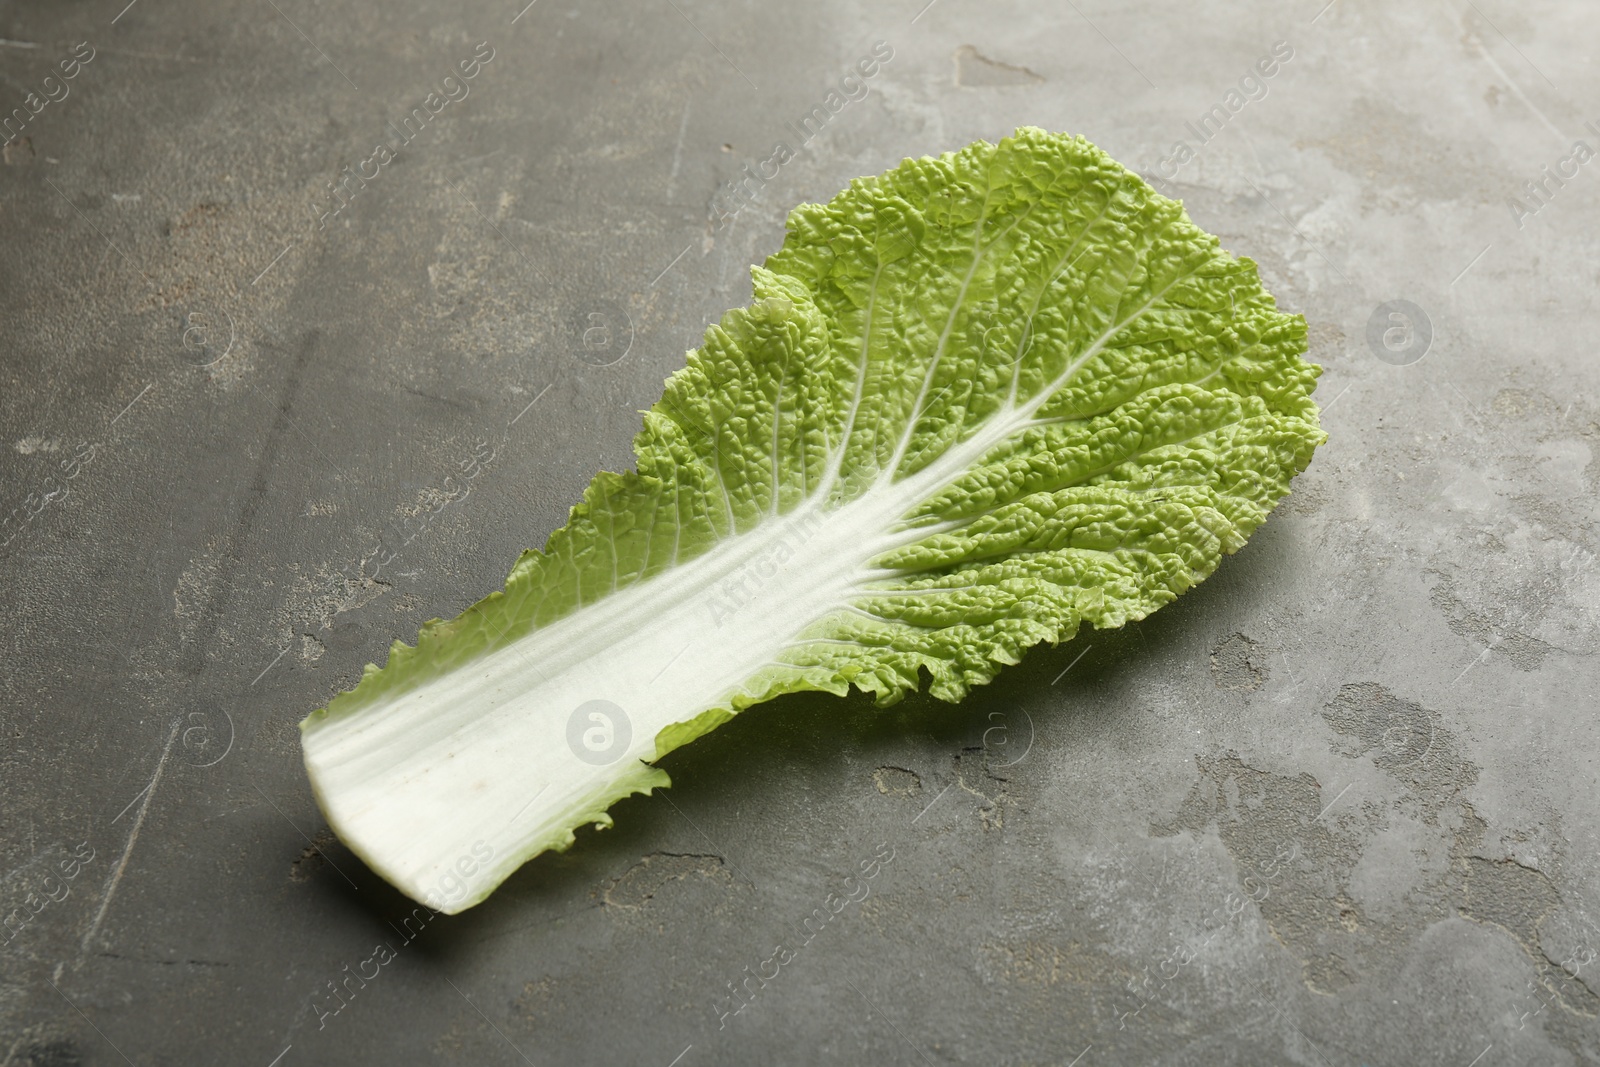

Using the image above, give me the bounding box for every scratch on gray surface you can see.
[251,645,290,686]
[1450,244,1494,287]
[1315,782,1354,821]
[262,0,359,92]
[441,173,537,276]
[1231,128,1273,195]
[251,784,360,890]
[1063,0,1155,89]
[1446,382,1485,427]
[111,782,152,825]
[1243,175,1351,282]
[455,148,504,169]
[666,97,691,202]
[249,242,295,287]
[81,719,181,955]
[445,977,536,1065]
[656,794,758,889]
[1318,382,1353,414]
[649,243,694,288]
[110,382,153,426]
[1467,31,1565,142]
[662,0,757,91]
[1464,1,1558,90]
[94,46,215,64]
[1449,643,1495,685]
[912,782,953,824]
[47,979,136,1065]
[1051,644,1093,685]
[841,976,936,1067]
[1275,649,1307,704]
[508,382,552,428]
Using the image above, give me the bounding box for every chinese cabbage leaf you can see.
[300,127,1325,912]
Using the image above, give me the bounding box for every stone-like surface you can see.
[2,0,1597,1064]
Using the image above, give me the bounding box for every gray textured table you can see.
[3,0,1598,1063]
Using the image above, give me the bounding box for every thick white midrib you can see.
[299,396,1039,903]
[305,407,1007,775]
[307,511,794,765]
